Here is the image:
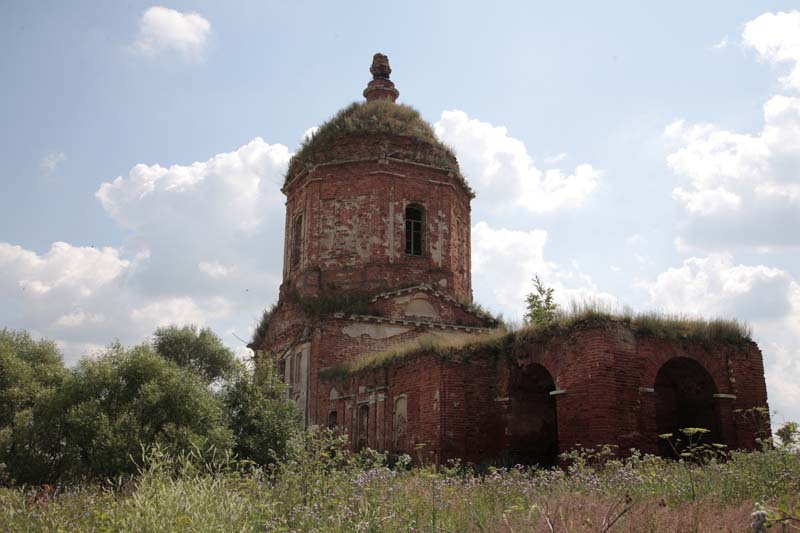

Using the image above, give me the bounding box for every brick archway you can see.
[653,357,723,457]
[505,363,559,467]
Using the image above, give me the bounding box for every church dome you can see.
[284,54,468,192]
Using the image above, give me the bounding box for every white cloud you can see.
[41,151,65,174]
[471,221,617,320]
[131,6,211,60]
[0,241,129,298]
[646,254,792,319]
[97,138,288,232]
[131,297,230,328]
[1,138,291,364]
[666,94,800,249]
[198,261,236,279]
[671,186,741,214]
[54,311,105,328]
[712,36,729,50]
[471,221,553,317]
[646,254,800,422]
[435,110,599,213]
[743,11,800,91]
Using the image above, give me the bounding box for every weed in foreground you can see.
[1,427,798,532]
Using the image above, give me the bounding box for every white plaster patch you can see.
[342,323,412,339]
[404,294,439,318]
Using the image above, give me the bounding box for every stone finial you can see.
[370,53,392,79]
[364,52,399,102]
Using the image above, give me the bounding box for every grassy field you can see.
[1,431,799,532]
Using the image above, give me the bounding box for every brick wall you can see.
[282,152,473,303]
[319,321,770,464]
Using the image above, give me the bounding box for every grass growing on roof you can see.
[249,303,277,349]
[286,99,457,182]
[320,302,753,378]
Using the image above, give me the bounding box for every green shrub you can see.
[222,356,302,466]
[6,342,233,484]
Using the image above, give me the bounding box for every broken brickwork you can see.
[256,53,770,463]
[317,321,769,464]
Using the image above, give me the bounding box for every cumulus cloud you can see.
[0,242,130,298]
[666,95,800,249]
[646,254,800,422]
[665,13,800,250]
[743,11,800,91]
[435,110,599,213]
[471,221,617,321]
[1,138,291,364]
[131,6,211,60]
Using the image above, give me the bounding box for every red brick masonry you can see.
[317,321,769,464]
[258,54,769,466]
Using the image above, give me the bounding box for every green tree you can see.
[153,325,237,383]
[7,342,233,483]
[222,354,301,466]
[524,275,559,325]
[0,329,68,484]
[0,329,67,429]
[776,421,799,451]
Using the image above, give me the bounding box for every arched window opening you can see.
[357,404,369,451]
[654,357,722,458]
[392,395,408,450]
[506,363,558,467]
[291,214,303,269]
[405,204,423,256]
[328,410,338,429]
[277,359,287,384]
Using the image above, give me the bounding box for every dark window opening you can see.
[291,215,303,269]
[405,205,423,256]
[328,410,338,429]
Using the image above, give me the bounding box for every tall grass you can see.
[322,303,753,378]
[1,429,797,532]
[286,99,458,182]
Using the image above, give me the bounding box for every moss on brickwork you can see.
[319,308,753,379]
[285,100,459,183]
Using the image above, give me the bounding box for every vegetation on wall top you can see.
[249,303,278,350]
[285,99,459,183]
[319,303,754,379]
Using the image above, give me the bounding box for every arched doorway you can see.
[506,363,559,467]
[654,357,722,457]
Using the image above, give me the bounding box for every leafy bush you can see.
[222,356,301,466]
[5,343,233,484]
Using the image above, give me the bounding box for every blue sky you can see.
[2,2,799,424]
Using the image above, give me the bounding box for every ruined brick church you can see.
[254,54,769,465]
